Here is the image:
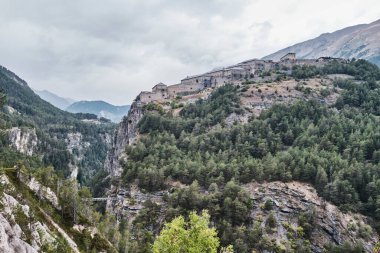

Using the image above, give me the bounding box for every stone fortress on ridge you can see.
[137,53,346,104]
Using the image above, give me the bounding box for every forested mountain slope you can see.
[104,59,380,252]
[0,65,115,183]
[0,67,125,252]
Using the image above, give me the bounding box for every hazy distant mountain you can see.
[263,19,380,66]
[35,89,76,110]
[67,100,130,122]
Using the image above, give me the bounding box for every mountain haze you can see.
[35,89,76,110]
[67,101,130,123]
[263,19,380,65]
[34,89,130,122]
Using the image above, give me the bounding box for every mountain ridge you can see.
[0,64,115,181]
[67,100,130,123]
[34,89,130,123]
[34,89,76,110]
[263,19,380,65]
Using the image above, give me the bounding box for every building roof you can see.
[280,53,296,61]
[181,74,212,81]
[152,82,167,89]
[152,83,168,90]
[239,59,268,64]
[317,56,343,60]
[140,91,154,95]
[226,67,245,71]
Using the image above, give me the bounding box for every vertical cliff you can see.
[104,101,144,177]
[7,127,38,156]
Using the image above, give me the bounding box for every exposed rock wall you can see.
[0,174,79,253]
[244,181,378,252]
[0,176,55,253]
[7,127,38,156]
[104,101,144,177]
[18,174,60,209]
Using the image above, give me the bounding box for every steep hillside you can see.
[263,19,380,66]
[0,65,115,183]
[103,59,380,252]
[35,89,76,110]
[67,101,130,123]
[0,166,119,253]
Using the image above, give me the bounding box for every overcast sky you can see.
[0,0,379,105]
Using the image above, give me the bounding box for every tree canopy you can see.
[153,210,226,253]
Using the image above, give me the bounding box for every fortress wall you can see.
[212,77,228,87]
[139,91,168,103]
[138,53,347,104]
[167,83,204,97]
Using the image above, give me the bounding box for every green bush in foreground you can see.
[153,210,232,253]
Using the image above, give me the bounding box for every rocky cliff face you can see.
[244,181,378,252]
[106,179,379,252]
[0,174,79,253]
[104,101,144,177]
[7,127,38,156]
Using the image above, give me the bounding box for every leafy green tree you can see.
[153,210,223,253]
[59,179,81,224]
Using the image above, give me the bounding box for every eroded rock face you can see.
[7,127,38,156]
[104,102,144,177]
[107,179,378,252]
[0,214,38,253]
[243,181,378,252]
[0,192,57,253]
[0,174,80,253]
[18,174,60,209]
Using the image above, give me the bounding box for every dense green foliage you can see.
[152,210,223,253]
[0,65,115,182]
[292,59,380,80]
[139,85,243,138]
[121,60,380,252]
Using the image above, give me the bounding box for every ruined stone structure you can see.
[137,53,346,104]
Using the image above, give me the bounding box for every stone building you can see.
[138,82,169,103]
[181,74,212,88]
[136,53,347,104]
[152,82,168,93]
[167,83,204,97]
[238,59,274,72]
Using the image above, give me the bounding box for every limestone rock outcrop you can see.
[104,101,144,177]
[7,127,38,156]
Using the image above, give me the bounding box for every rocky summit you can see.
[264,19,380,66]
